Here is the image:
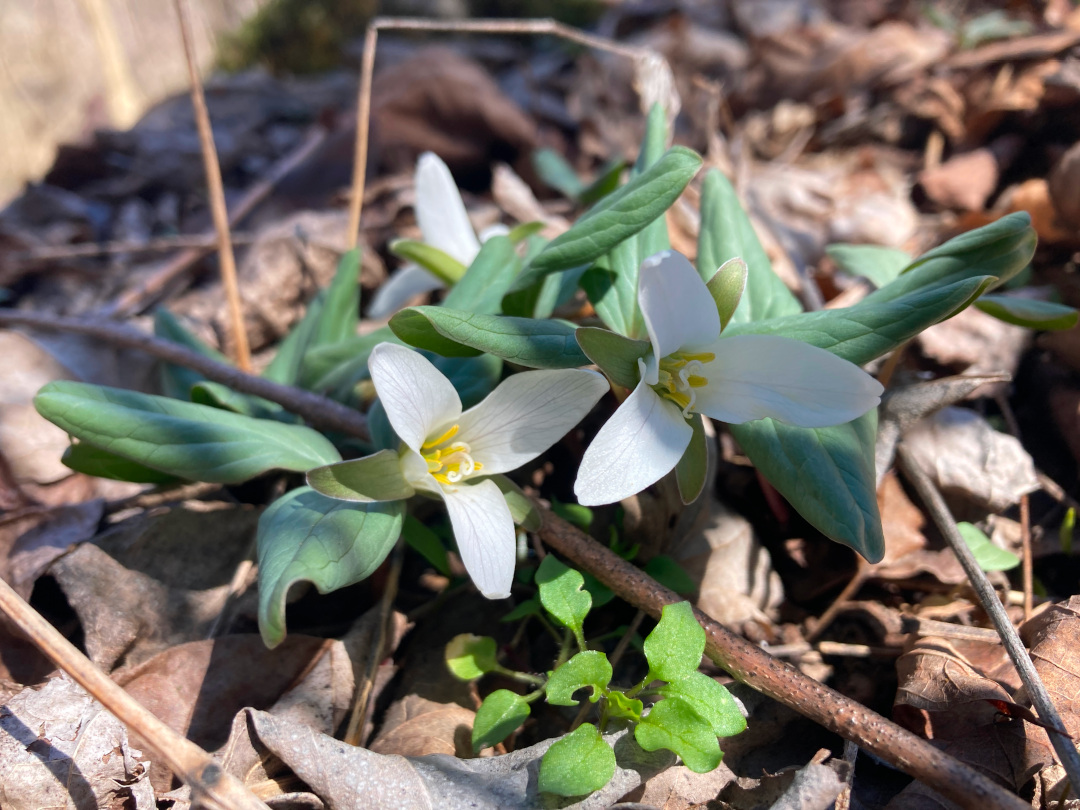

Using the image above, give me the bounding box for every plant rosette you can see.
[308,343,608,598]
[574,250,884,506]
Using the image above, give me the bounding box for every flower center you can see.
[652,351,714,417]
[420,424,482,486]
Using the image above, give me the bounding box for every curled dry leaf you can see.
[917,305,1030,381]
[114,634,348,795]
[632,762,737,810]
[902,407,1039,512]
[0,674,155,810]
[368,695,479,758]
[242,709,672,810]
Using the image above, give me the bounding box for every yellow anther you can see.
[422,424,460,450]
[420,423,480,486]
[652,350,715,416]
[687,375,708,388]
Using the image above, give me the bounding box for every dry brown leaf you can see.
[903,407,1039,512]
[6,499,103,599]
[114,634,340,794]
[368,694,478,758]
[1048,140,1080,231]
[689,500,785,630]
[0,674,155,809]
[917,136,1021,212]
[631,762,737,809]
[917,304,1029,378]
[876,471,927,567]
[998,177,1074,243]
[370,48,538,182]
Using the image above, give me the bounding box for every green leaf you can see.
[675,414,707,505]
[644,601,705,683]
[575,327,650,390]
[153,309,229,399]
[536,555,591,636]
[550,499,593,530]
[190,381,288,422]
[389,239,467,285]
[473,689,530,751]
[578,159,626,206]
[730,410,883,561]
[307,450,414,502]
[401,514,450,577]
[605,690,643,722]
[441,236,521,314]
[490,475,541,532]
[533,148,586,199]
[635,697,721,773]
[316,248,361,347]
[707,258,747,330]
[633,103,673,260]
[658,672,746,737]
[957,522,1021,571]
[263,292,325,386]
[507,221,545,244]
[257,487,404,647]
[545,650,612,706]
[697,169,802,324]
[826,243,911,288]
[724,276,994,365]
[389,307,589,368]
[501,598,541,622]
[539,724,616,797]
[1062,507,1075,556]
[865,212,1035,305]
[644,556,696,596]
[530,147,703,275]
[975,294,1079,330]
[445,633,499,680]
[62,442,180,484]
[299,327,398,394]
[35,382,340,484]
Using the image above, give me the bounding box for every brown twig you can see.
[994,391,1033,621]
[0,309,369,440]
[0,577,270,810]
[897,444,1080,797]
[12,233,258,264]
[537,507,1031,810]
[172,0,250,371]
[344,539,404,746]
[805,559,870,643]
[104,125,328,317]
[345,16,661,249]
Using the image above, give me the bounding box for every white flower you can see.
[368,152,507,318]
[574,251,884,506]
[318,343,608,598]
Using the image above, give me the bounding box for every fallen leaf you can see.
[902,407,1039,512]
[0,674,155,810]
[917,305,1030,379]
[368,695,478,758]
[917,136,1022,211]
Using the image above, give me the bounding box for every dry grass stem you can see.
[172,0,250,371]
[0,577,271,810]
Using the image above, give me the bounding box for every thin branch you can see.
[344,538,404,746]
[11,233,258,264]
[0,309,369,440]
[538,507,1031,810]
[0,577,271,810]
[173,0,250,371]
[346,24,379,251]
[897,444,1080,796]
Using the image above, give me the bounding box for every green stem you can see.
[493,665,545,687]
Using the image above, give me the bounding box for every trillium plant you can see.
[28,102,1067,797]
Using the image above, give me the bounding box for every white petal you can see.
[478,223,510,242]
[639,250,721,359]
[574,381,692,506]
[694,334,884,428]
[369,343,462,454]
[442,479,516,599]
[415,152,482,265]
[367,264,445,319]
[456,369,609,475]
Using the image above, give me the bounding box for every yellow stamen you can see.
[420,423,480,486]
[651,350,715,416]
[422,424,460,450]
